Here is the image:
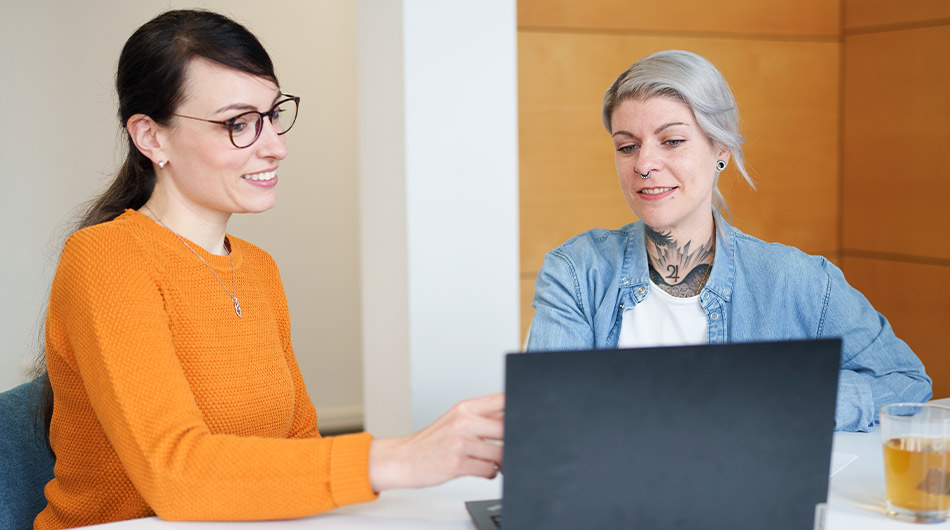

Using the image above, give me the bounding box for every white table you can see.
[826,429,896,529]
[86,401,950,530]
[81,476,502,530]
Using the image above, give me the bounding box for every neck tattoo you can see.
[646,226,714,298]
[695,260,712,296]
[143,205,242,317]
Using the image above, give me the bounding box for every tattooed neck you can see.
[645,225,715,298]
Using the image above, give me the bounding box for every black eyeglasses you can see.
[175,95,300,149]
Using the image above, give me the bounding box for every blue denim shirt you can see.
[526,216,932,432]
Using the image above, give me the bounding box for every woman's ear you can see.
[126,114,167,167]
[716,145,732,165]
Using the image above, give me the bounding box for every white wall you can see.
[0,1,365,430]
[359,0,520,436]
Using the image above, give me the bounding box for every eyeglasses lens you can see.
[230,113,260,148]
[229,98,298,148]
[272,99,298,135]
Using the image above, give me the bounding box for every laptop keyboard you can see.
[465,499,503,529]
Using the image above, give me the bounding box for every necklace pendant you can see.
[233,297,242,318]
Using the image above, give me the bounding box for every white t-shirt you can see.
[617,280,708,348]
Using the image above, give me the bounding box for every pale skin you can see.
[129,58,505,491]
[610,96,731,297]
[368,394,505,491]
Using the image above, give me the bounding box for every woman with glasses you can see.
[34,10,502,529]
[526,50,932,432]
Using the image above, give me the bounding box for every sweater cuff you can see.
[329,432,378,507]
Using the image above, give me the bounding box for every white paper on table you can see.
[829,451,858,477]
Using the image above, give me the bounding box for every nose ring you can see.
[635,168,651,179]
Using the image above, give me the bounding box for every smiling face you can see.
[610,96,729,236]
[152,57,288,225]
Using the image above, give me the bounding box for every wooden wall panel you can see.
[839,16,950,401]
[841,257,950,399]
[841,25,950,259]
[518,32,635,277]
[519,32,840,274]
[844,0,950,31]
[518,0,840,37]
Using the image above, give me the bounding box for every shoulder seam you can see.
[816,257,832,338]
[548,248,585,311]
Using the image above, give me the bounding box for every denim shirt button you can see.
[710,312,720,321]
[619,303,625,310]
[723,288,731,297]
[621,277,629,285]
[636,287,644,295]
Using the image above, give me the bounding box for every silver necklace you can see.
[143,205,242,317]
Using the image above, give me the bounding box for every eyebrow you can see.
[212,93,283,116]
[612,121,689,139]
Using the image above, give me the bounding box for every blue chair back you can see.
[0,378,55,530]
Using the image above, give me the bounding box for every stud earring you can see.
[716,160,727,171]
[158,160,166,169]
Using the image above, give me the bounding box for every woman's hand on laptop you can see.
[368,393,505,492]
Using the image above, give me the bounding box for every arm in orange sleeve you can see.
[55,229,377,521]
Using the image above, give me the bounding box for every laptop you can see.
[466,339,841,530]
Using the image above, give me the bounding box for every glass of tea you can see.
[880,403,950,523]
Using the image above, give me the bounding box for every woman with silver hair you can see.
[525,50,931,432]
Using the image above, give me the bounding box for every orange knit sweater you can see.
[35,210,376,530]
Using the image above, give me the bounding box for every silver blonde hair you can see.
[602,50,754,213]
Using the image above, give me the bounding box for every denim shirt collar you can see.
[619,210,736,303]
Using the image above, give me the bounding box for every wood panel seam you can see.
[844,18,950,36]
[517,25,841,43]
[841,249,950,268]
[837,0,846,263]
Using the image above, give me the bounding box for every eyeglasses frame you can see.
[173,94,300,149]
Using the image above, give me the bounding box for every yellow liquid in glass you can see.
[883,437,950,513]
